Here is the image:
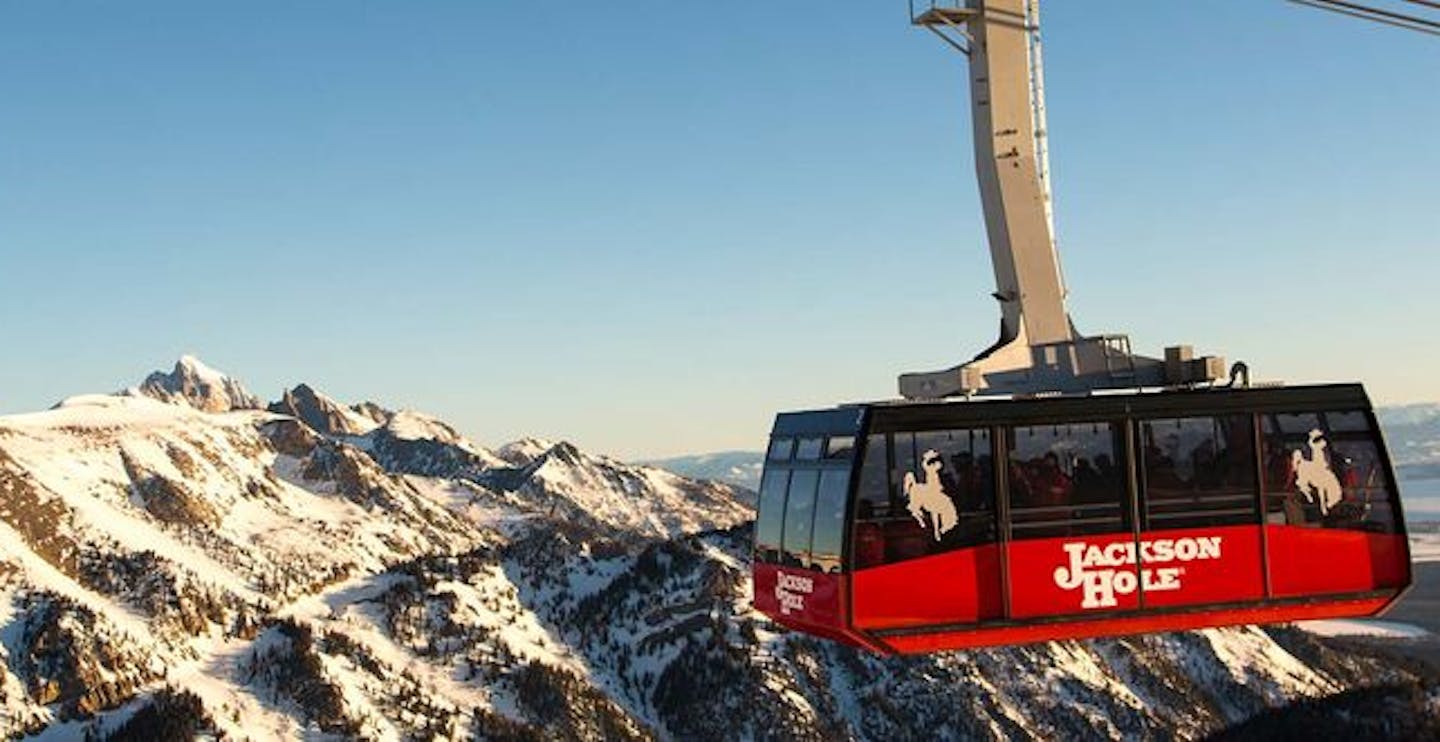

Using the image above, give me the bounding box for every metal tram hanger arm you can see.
[898,0,1434,402]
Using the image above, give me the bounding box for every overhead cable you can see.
[1286,0,1440,35]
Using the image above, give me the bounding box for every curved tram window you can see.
[755,436,855,572]
[810,470,850,573]
[755,468,790,563]
[1261,411,1397,533]
[1007,422,1128,539]
[1140,416,1258,530]
[781,470,820,568]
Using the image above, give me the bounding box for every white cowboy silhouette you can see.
[1292,428,1343,516]
[903,449,959,541]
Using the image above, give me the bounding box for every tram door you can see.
[1134,415,1266,608]
[850,429,1003,629]
[1002,421,1139,619]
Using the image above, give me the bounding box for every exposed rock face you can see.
[9,594,163,721]
[476,440,756,538]
[131,355,260,412]
[267,383,379,437]
[258,417,321,458]
[363,411,508,480]
[121,450,222,528]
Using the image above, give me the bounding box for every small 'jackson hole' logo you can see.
[1053,537,1223,609]
[775,572,814,616]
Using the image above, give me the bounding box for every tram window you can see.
[1324,411,1368,432]
[795,438,824,461]
[914,429,997,545]
[767,438,794,462]
[755,469,790,563]
[1261,411,1397,533]
[826,436,856,460]
[892,433,917,501]
[852,429,996,568]
[809,470,850,573]
[853,435,890,569]
[782,470,820,567]
[1141,416,1258,530]
[1008,422,1128,539]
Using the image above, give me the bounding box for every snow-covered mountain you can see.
[1379,403,1440,479]
[482,442,755,538]
[126,355,260,413]
[495,436,558,468]
[641,451,764,492]
[268,383,382,437]
[0,358,1433,739]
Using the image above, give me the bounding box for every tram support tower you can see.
[900,0,1228,399]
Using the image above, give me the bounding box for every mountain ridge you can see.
[0,357,1432,739]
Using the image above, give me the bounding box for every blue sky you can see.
[1,1,1437,458]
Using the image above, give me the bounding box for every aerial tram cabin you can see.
[751,385,1412,654]
[751,1,1416,652]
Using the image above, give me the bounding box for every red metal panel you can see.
[1139,526,1265,609]
[850,544,1002,630]
[881,596,1396,654]
[1007,533,1142,618]
[752,563,844,629]
[1266,527,1410,597]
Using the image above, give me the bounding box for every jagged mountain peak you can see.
[127,355,261,413]
[267,383,380,437]
[490,438,754,539]
[496,437,558,467]
[384,410,466,445]
[351,401,394,426]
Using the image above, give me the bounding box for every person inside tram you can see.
[1032,452,1073,506]
[1190,438,1221,489]
[1094,453,1119,492]
[1072,457,1100,499]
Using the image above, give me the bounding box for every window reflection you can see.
[781,470,819,567]
[754,469,789,563]
[767,438,793,462]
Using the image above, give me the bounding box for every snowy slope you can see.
[496,437,557,467]
[483,441,755,539]
[641,451,763,492]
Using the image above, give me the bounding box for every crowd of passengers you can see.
[1007,451,1121,509]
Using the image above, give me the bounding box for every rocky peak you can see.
[267,384,379,437]
[130,356,260,413]
[496,437,558,467]
[351,401,394,426]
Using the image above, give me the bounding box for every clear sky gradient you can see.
[2,1,1437,458]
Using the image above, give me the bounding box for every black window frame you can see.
[1138,414,1261,531]
[1260,409,1399,534]
[1004,420,1131,541]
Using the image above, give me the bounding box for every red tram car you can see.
[752,384,1412,654]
